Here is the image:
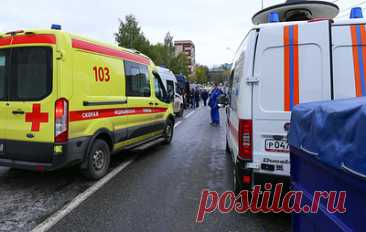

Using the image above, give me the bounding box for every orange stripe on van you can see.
[284,26,291,111]
[283,25,299,111]
[351,25,363,97]
[72,39,150,65]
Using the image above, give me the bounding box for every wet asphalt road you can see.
[48,107,291,232]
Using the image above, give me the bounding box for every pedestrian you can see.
[201,89,209,106]
[208,83,223,126]
[194,88,200,108]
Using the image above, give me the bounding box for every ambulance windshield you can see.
[0,46,52,101]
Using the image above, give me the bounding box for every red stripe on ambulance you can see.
[69,107,167,122]
[72,39,150,65]
[0,34,56,47]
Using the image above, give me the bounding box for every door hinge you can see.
[56,50,64,60]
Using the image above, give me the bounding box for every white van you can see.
[156,67,184,117]
[226,1,365,192]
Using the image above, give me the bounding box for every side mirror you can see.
[218,95,229,107]
[168,90,175,103]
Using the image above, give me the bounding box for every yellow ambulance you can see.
[0,25,175,179]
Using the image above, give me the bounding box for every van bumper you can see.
[0,138,89,171]
[236,159,290,190]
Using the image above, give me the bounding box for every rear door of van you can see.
[0,35,57,163]
[332,21,366,99]
[252,21,332,176]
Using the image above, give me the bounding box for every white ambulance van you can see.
[226,0,366,192]
[156,66,184,117]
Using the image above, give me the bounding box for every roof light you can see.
[51,24,62,30]
[350,7,363,19]
[268,12,280,23]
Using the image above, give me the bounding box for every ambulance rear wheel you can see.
[162,120,174,144]
[82,139,110,180]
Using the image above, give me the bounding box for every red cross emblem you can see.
[25,104,49,132]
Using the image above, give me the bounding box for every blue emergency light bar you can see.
[350,7,363,19]
[268,12,280,23]
[51,24,62,30]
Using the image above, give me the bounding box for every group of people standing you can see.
[183,83,225,127]
[185,87,209,109]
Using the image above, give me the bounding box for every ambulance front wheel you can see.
[81,139,111,180]
[162,120,174,144]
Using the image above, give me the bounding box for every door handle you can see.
[12,110,25,115]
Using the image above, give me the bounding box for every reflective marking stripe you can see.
[0,34,56,47]
[72,39,150,65]
[227,120,238,143]
[284,25,299,111]
[351,25,366,96]
[69,107,167,122]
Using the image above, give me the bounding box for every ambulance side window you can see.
[124,61,151,97]
[228,70,234,106]
[230,39,248,112]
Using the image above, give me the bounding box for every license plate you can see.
[265,139,289,153]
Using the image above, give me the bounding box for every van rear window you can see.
[0,47,52,101]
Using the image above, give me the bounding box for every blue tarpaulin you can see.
[288,97,366,176]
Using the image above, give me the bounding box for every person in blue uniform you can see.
[208,83,223,126]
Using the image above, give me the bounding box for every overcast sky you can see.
[0,0,362,67]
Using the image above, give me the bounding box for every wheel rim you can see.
[165,124,172,140]
[92,149,106,171]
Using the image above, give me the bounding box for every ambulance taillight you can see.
[55,98,68,143]
[238,119,252,160]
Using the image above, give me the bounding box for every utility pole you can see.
[261,0,264,9]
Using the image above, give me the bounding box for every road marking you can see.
[184,111,195,119]
[174,121,182,128]
[32,159,134,232]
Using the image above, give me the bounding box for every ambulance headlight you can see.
[350,7,363,19]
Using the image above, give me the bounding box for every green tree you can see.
[114,16,190,76]
[191,65,208,84]
[169,53,189,77]
[114,15,151,56]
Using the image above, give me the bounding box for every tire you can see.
[226,139,230,154]
[233,165,242,195]
[179,105,184,117]
[81,139,111,180]
[162,120,174,144]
